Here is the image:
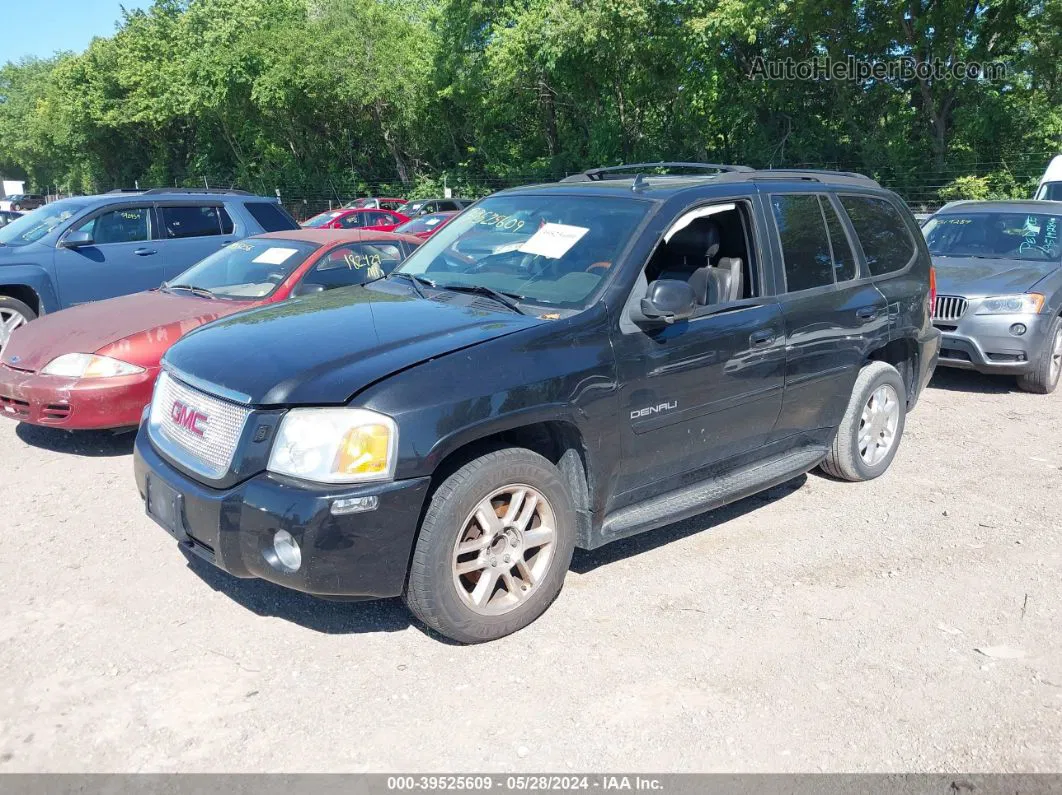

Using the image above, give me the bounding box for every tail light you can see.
[927,265,937,317]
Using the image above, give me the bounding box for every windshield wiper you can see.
[436,282,528,315]
[162,283,217,299]
[389,271,435,299]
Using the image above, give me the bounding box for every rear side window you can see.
[244,201,299,232]
[770,195,835,292]
[159,206,228,239]
[840,196,916,276]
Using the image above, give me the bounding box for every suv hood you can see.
[162,281,544,406]
[932,256,1059,296]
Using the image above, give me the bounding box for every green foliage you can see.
[0,0,1060,205]
[939,175,992,201]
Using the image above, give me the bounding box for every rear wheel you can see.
[0,296,36,354]
[1016,315,1062,395]
[405,448,576,644]
[820,361,907,482]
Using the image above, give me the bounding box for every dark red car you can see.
[393,211,457,240]
[0,229,420,430]
[302,208,410,233]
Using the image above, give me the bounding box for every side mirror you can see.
[293,282,325,297]
[632,279,697,325]
[62,231,94,248]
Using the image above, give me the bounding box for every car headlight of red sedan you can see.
[41,353,146,378]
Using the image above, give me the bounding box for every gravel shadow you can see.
[928,368,1020,394]
[14,423,136,457]
[181,548,416,636]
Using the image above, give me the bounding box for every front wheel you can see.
[820,361,907,482]
[1016,315,1062,395]
[405,448,576,644]
[0,296,37,354]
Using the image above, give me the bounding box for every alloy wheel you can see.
[452,484,557,616]
[0,308,27,354]
[1051,327,1062,384]
[858,384,900,466]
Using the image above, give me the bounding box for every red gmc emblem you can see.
[171,400,208,437]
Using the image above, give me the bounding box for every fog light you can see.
[272,530,302,571]
[331,495,379,515]
[1010,323,1027,336]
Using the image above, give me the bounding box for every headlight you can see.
[41,353,145,378]
[976,293,1045,315]
[267,408,398,484]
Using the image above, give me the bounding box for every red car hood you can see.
[2,291,255,372]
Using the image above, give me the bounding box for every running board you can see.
[589,445,828,549]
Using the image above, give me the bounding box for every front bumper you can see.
[0,363,156,429]
[133,425,431,599]
[933,312,1050,374]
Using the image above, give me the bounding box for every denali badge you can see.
[631,401,678,420]
[171,400,208,437]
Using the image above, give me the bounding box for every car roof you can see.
[934,199,1062,214]
[256,229,423,246]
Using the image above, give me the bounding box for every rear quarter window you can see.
[840,195,916,276]
[244,201,299,232]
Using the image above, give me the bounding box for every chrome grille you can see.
[933,295,968,321]
[148,371,251,479]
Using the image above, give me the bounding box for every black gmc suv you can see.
[134,163,940,643]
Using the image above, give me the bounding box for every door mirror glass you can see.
[634,279,697,325]
[62,230,95,248]
[294,282,326,297]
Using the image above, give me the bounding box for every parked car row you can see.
[0,162,1058,645]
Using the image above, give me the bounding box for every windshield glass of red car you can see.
[393,195,651,309]
[168,238,319,299]
[303,211,344,228]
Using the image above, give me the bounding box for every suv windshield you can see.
[392,194,650,308]
[923,212,1062,263]
[0,199,85,247]
[165,238,318,299]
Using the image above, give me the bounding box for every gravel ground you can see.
[0,368,1060,773]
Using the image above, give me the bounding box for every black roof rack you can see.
[560,162,754,182]
[142,187,253,196]
[748,169,880,187]
[105,187,253,196]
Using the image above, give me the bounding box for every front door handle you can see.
[133,248,157,257]
[749,330,775,346]
[855,306,879,322]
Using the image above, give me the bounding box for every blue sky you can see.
[1,0,153,64]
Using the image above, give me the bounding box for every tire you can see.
[1016,315,1062,395]
[11,204,21,212]
[820,361,907,482]
[0,295,37,355]
[405,448,577,644]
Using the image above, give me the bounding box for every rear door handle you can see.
[133,248,157,257]
[855,306,879,321]
[749,330,775,346]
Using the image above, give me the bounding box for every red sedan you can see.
[394,211,457,240]
[0,229,420,430]
[302,208,409,232]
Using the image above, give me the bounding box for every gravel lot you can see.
[0,368,1060,772]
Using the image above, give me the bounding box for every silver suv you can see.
[924,200,1062,393]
